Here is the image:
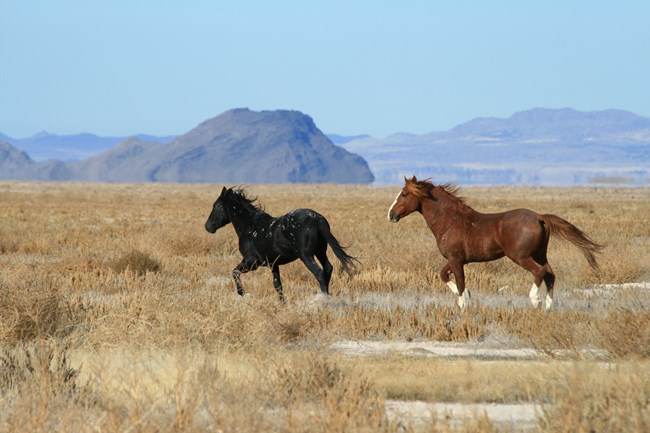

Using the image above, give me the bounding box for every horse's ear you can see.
[220,186,227,196]
[405,175,417,184]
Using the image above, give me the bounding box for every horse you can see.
[387,176,603,309]
[205,186,357,301]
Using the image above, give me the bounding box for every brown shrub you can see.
[0,281,65,345]
[0,341,85,400]
[540,363,650,433]
[596,308,650,359]
[109,249,161,275]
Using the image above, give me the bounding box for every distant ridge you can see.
[340,108,650,185]
[1,132,175,162]
[0,109,375,184]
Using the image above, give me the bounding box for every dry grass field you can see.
[1,181,649,432]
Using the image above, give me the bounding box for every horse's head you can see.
[388,176,427,222]
[205,187,231,233]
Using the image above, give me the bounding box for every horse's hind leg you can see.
[510,256,547,308]
[300,255,329,295]
[542,263,556,310]
[533,249,556,310]
[316,249,333,290]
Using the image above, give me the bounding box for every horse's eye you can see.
[401,192,409,198]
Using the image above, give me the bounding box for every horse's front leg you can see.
[233,259,258,296]
[271,264,285,303]
[441,260,470,309]
[440,263,459,295]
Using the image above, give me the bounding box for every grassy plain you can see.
[1,181,649,432]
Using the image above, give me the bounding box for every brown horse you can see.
[388,176,603,309]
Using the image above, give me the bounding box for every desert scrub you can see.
[108,249,161,275]
[1,181,649,431]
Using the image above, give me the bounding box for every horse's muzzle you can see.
[389,212,400,223]
[205,222,217,233]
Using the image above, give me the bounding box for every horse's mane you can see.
[227,187,264,212]
[404,176,468,207]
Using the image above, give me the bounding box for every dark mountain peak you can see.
[198,108,317,131]
[150,108,373,183]
[2,108,373,184]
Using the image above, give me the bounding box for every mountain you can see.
[0,140,35,178]
[1,132,176,162]
[340,108,650,185]
[64,137,164,182]
[146,109,374,183]
[0,109,375,184]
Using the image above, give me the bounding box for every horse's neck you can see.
[226,201,268,237]
[421,196,475,235]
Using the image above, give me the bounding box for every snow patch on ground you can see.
[385,400,540,431]
[331,339,540,360]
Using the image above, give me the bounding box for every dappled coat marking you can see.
[205,187,357,301]
[388,176,603,309]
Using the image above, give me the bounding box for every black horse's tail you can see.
[318,218,359,277]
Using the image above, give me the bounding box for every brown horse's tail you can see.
[541,214,604,270]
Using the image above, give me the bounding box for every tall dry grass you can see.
[1,181,649,432]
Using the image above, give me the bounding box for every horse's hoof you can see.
[545,295,553,310]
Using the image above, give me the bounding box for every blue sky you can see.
[2,1,649,138]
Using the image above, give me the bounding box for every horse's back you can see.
[272,208,327,250]
[279,208,327,230]
[288,208,326,221]
[500,208,543,231]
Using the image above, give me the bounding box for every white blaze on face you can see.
[387,191,401,221]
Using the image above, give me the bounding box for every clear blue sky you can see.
[2,1,649,138]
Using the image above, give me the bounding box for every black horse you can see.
[205,187,357,301]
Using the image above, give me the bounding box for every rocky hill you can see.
[0,109,375,184]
